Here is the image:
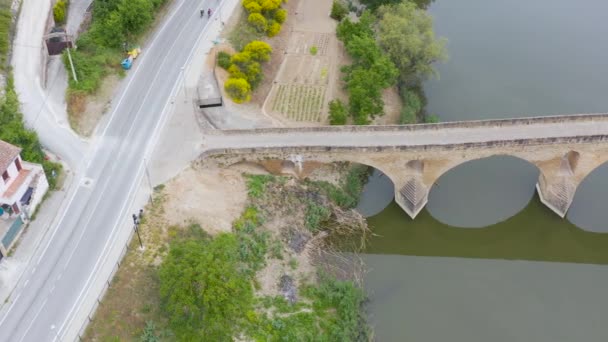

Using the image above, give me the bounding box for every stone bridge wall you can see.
[201,134,608,219]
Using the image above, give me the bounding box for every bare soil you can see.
[69,74,120,137]
[163,165,247,234]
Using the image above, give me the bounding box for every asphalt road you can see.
[0,0,214,340]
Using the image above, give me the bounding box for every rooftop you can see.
[0,140,21,173]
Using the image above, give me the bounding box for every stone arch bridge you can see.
[200,113,608,219]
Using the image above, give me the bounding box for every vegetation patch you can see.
[0,0,12,70]
[242,0,287,37]
[0,76,62,189]
[224,40,272,103]
[64,0,170,130]
[331,2,446,124]
[85,164,371,340]
[271,84,325,122]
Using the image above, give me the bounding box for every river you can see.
[358,0,608,341]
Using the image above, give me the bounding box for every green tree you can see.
[118,0,154,37]
[328,99,347,125]
[376,1,447,84]
[159,234,253,340]
[330,0,348,21]
[248,12,267,32]
[225,78,252,103]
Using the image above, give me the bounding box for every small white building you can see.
[0,140,49,257]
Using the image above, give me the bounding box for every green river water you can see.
[357,0,608,341]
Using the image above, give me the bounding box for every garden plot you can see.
[286,32,332,56]
[264,31,336,123]
[271,84,326,122]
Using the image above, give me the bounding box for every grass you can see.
[245,174,274,198]
[228,7,264,51]
[246,275,369,341]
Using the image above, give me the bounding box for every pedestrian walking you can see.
[132,213,138,224]
[139,209,144,219]
[208,8,212,18]
[200,9,204,18]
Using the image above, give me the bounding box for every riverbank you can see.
[83,162,371,340]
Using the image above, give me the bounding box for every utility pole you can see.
[132,214,143,249]
[65,32,78,83]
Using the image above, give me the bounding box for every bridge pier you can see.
[394,179,429,219]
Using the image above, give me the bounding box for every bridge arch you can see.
[425,155,540,227]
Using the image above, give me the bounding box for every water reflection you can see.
[567,162,608,232]
[355,169,394,217]
[427,156,538,227]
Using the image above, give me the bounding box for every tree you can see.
[330,0,348,21]
[336,11,374,42]
[225,78,252,103]
[118,0,154,37]
[243,41,272,62]
[159,234,253,340]
[248,13,267,32]
[376,2,447,84]
[329,99,347,125]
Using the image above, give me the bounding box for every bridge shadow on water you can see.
[355,194,608,265]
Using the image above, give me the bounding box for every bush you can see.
[53,0,67,24]
[305,202,331,232]
[266,21,281,37]
[330,0,348,21]
[399,90,421,124]
[248,13,267,32]
[217,51,232,69]
[243,40,272,62]
[424,113,440,123]
[274,8,287,23]
[244,1,262,13]
[261,0,281,12]
[225,78,252,103]
[0,76,62,190]
[159,234,254,340]
[309,46,317,55]
[328,99,347,125]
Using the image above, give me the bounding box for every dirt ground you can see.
[70,74,121,136]
[163,165,248,234]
